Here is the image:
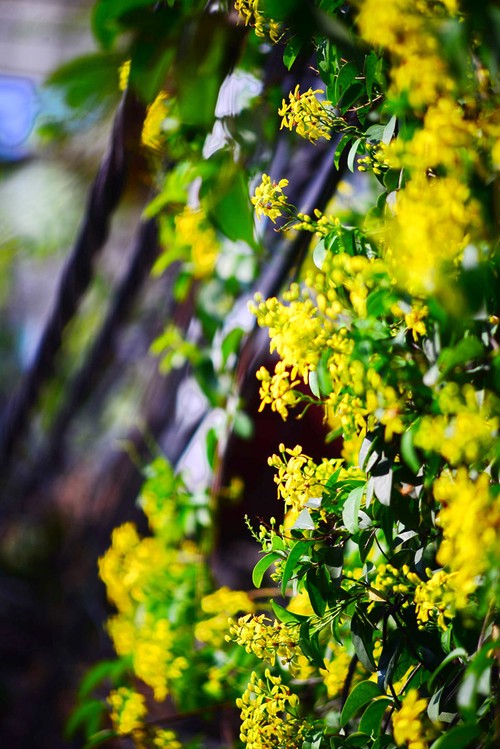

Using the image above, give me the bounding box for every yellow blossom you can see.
[384,175,480,295]
[356,0,457,109]
[234,1,281,43]
[195,587,255,648]
[152,728,182,749]
[392,689,429,749]
[413,569,456,630]
[321,644,352,698]
[251,174,290,223]
[236,670,306,749]
[433,469,500,608]
[141,91,170,151]
[404,305,428,340]
[268,443,348,513]
[107,687,146,736]
[227,613,301,668]
[415,410,498,466]
[279,85,333,142]
[118,59,131,91]
[175,207,219,278]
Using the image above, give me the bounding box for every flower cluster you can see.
[251,174,290,223]
[234,1,281,43]
[227,614,300,667]
[98,516,204,702]
[434,469,500,609]
[236,670,306,749]
[278,85,333,142]
[356,0,457,109]
[195,587,255,648]
[268,443,346,513]
[142,92,170,152]
[320,643,353,699]
[392,689,430,749]
[107,687,147,736]
[175,206,219,278]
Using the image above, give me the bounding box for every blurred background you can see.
[0,2,345,745]
[0,2,167,745]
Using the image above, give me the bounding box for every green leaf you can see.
[281,539,312,595]
[305,567,327,617]
[299,620,325,668]
[364,50,380,99]
[351,611,376,671]
[309,370,320,398]
[175,15,238,130]
[271,599,309,625]
[429,723,480,749]
[271,534,286,552]
[292,508,315,530]
[233,410,254,440]
[84,730,118,749]
[45,52,121,113]
[334,133,353,169]
[359,696,392,737]
[252,552,281,588]
[317,348,333,396]
[335,62,357,101]
[205,169,256,248]
[345,733,372,747]
[372,458,393,506]
[65,700,105,740]
[206,427,218,470]
[359,530,375,564]
[347,138,363,172]
[457,641,497,718]
[428,648,468,693]
[343,486,364,534]
[313,238,327,269]
[365,124,385,142]
[222,327,245,367]
[401,424,422,474]
[341,680,382,727]
[78,659,126,699]
[383,168,401,192]
[382,115,397,144]
[92,0,159,49]
[437,337,484,377]
[283,35,305,70]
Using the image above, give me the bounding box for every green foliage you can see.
[58,0,500,747]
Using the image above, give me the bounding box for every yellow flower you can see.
[255,361,302,420]
[227,613,300,668]
[236,670,305,749]
[152,728,182,749]
[433,468,500,608]
[195,587,255,648]
[268,443,349,513]
[279,85,333,142]
[118,59,131,91]
[404,305,428,340]
[234,0,282,42]
[356,0,456,109]
[384,175,479,296]
[321,644,352,698]
[251,174,290,223]
[107,687,146,736]
[174,207,219,278]
[392,689,429,749]
[413,569,456,630]
[141,91,170,151]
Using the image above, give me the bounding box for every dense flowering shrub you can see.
[67,1,499,747]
